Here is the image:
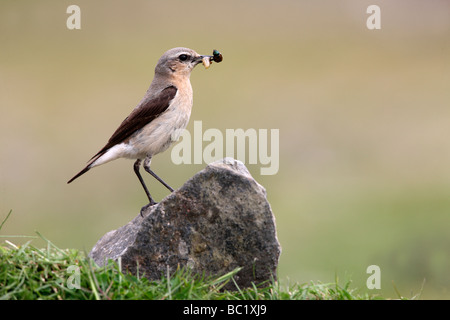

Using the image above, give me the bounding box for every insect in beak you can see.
[201,49,223,69]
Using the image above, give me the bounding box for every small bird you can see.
[68,47,221,212]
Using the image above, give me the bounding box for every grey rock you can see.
[89,158,281,289]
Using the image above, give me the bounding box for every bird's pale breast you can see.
[126,89,192,159]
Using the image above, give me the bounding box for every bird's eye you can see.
[178,54,189,61]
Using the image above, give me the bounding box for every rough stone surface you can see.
[89,158,281,289]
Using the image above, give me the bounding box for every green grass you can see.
[0,234,377,300]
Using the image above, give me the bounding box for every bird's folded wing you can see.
[89,85,178,162]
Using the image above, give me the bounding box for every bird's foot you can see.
[140,201,158,217]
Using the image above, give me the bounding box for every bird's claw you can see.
[140,201,158,217]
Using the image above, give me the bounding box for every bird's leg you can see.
[134,159,157,210]
[143,157,174,192]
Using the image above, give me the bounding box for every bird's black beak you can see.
[190,56,204,68]
[195,55,212,64]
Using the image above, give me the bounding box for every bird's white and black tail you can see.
[67,165,92,184]
[67,150,106,184]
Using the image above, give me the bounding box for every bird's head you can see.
[155,47,206,77]
[154,47,222,78]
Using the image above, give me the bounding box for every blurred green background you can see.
[1,0,450,299]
